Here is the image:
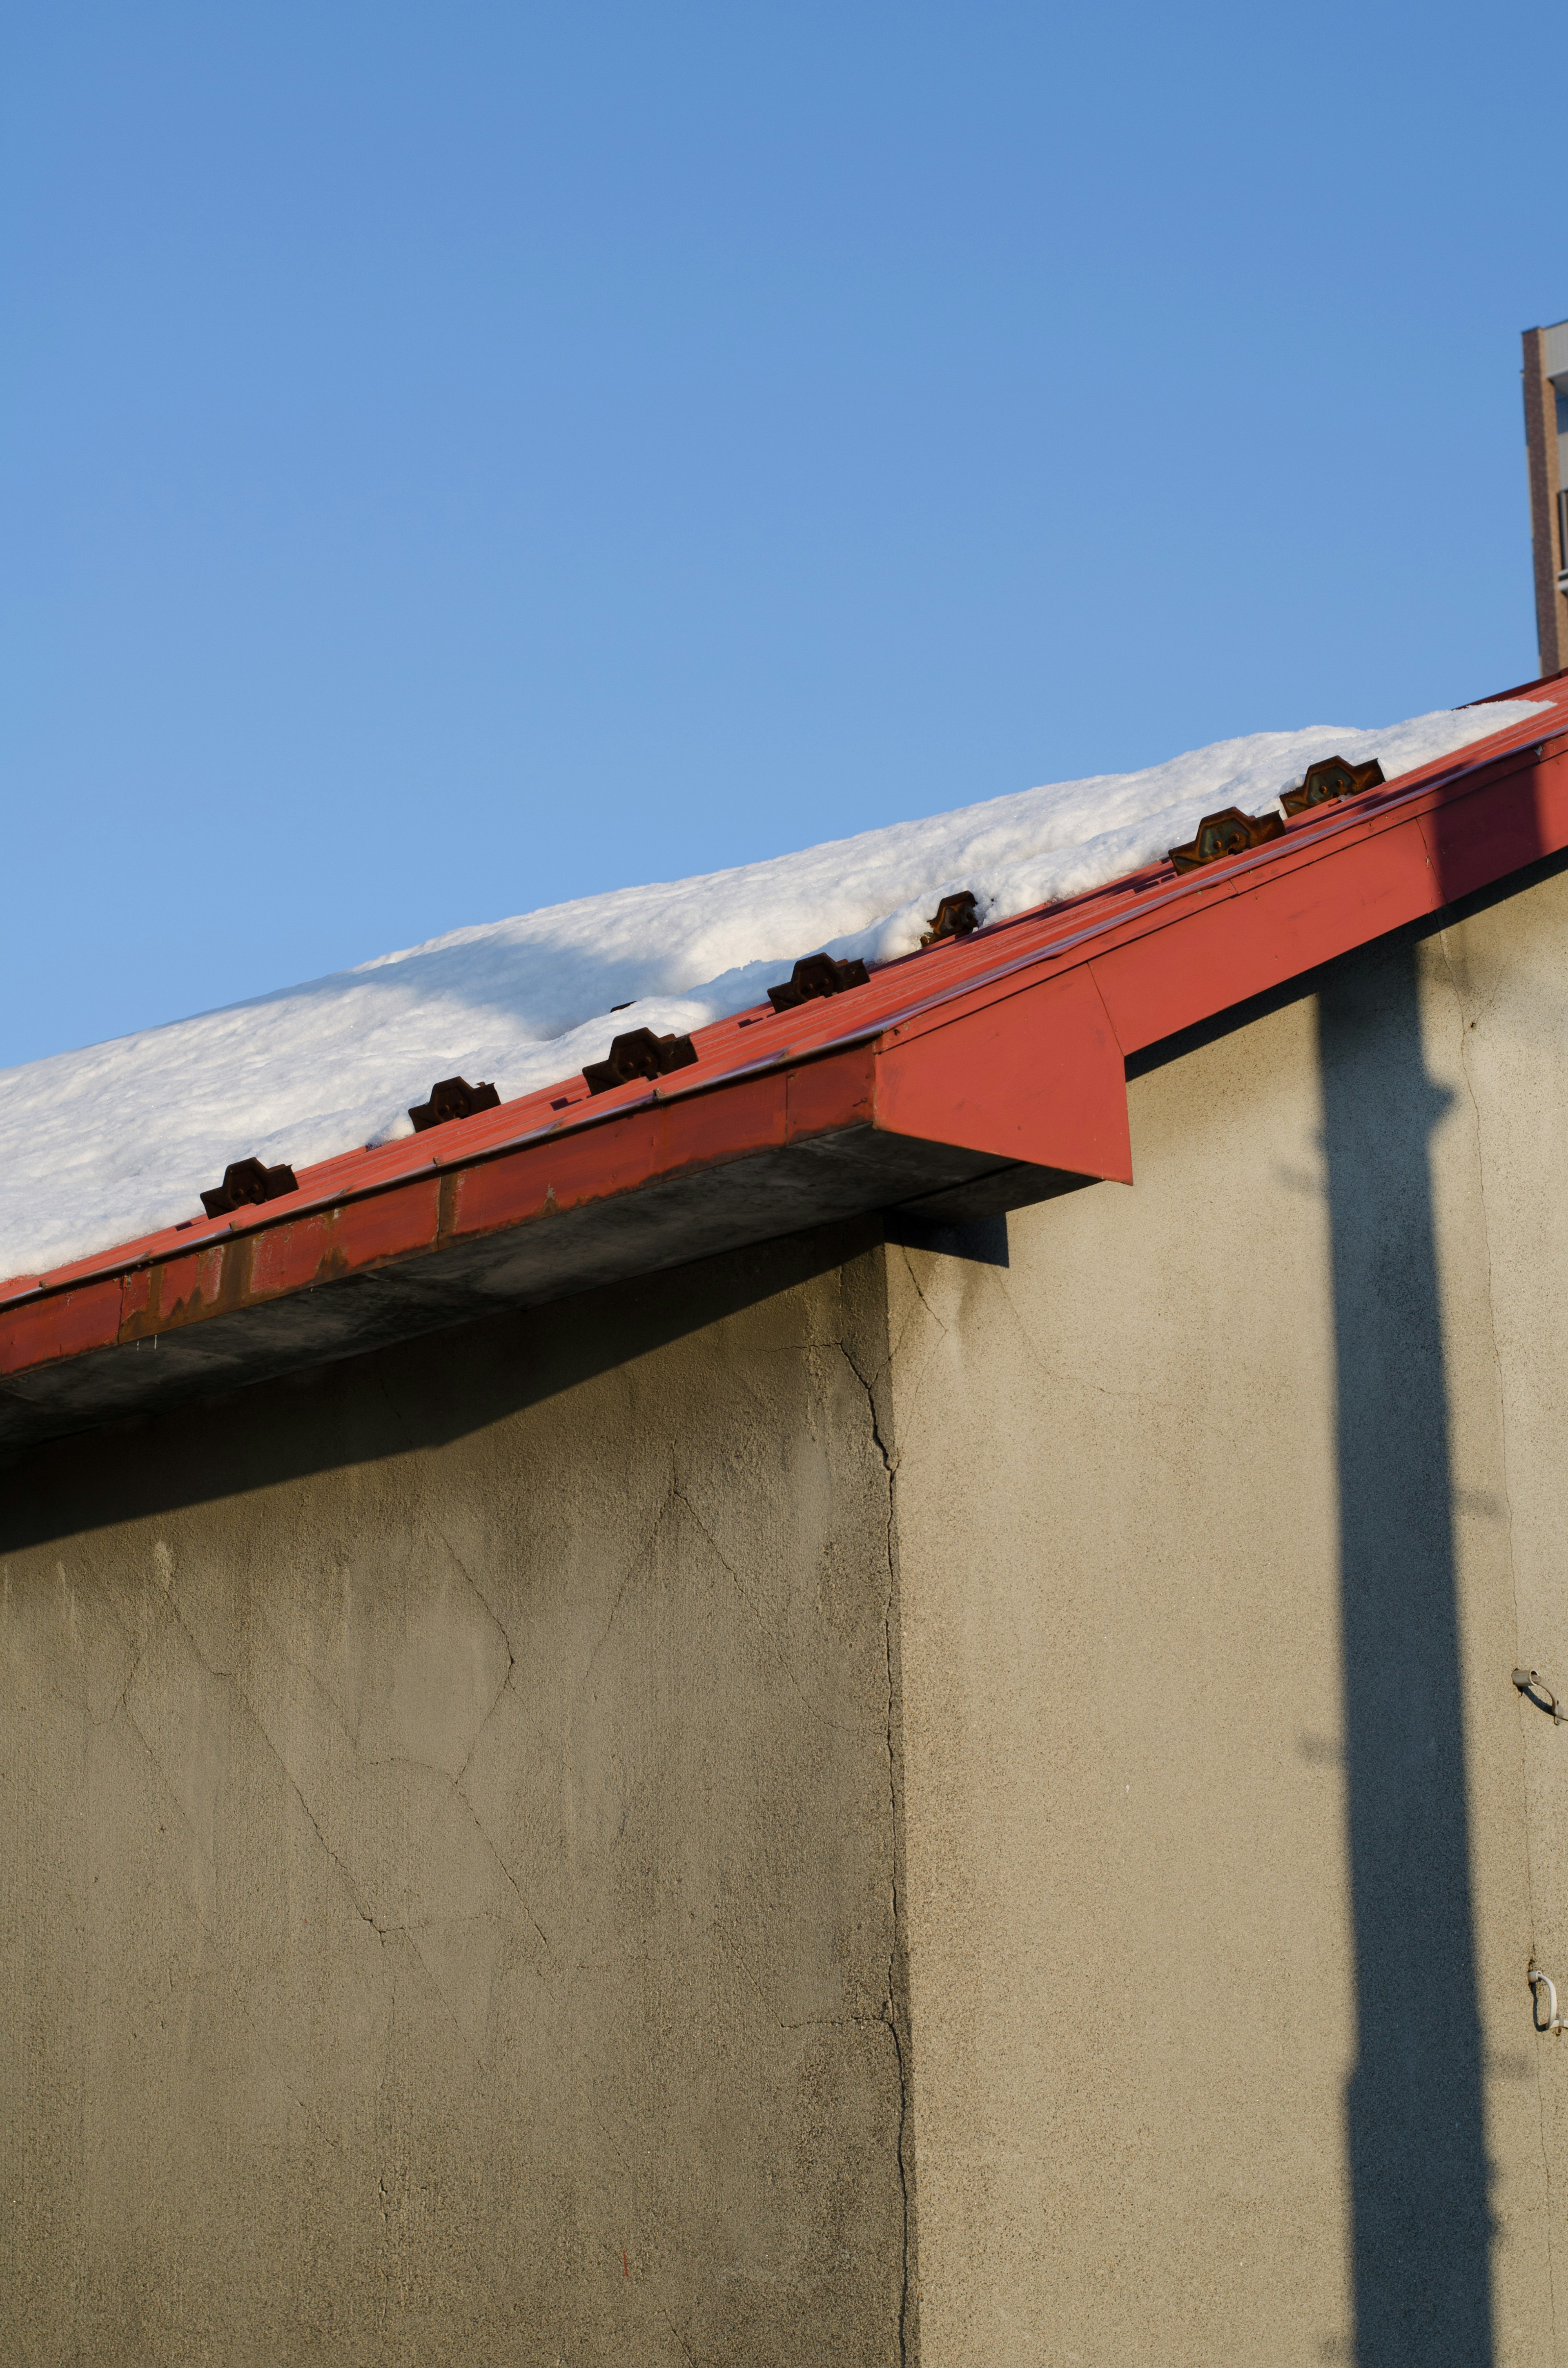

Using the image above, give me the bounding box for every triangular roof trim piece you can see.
[4,672,1568,1447]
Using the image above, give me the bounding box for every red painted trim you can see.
[4,683,1567,1385]
[874,966,1131,1183]
[0,1280,120,1376]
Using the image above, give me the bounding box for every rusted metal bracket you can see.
[920,891,981,947]
[408,1076,502,1132]
[766,952,871,1013]
[583,1028,699,1095]
[1280,756,1385,817]
[1167,807,1286,873]
[199,1159,299,1220]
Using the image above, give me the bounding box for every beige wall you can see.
[0,1226,908,2366]
[883,863,1568,2366]
[9,864,1568,2366]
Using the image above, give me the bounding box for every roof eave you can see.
[4,700,1567,1450]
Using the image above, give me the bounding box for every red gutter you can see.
[4,680,1567,1398]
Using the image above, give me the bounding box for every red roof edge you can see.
[4,678,1567,1449]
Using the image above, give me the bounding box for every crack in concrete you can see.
[361,1393,577,1953]
[885,1246,952,1452]
[248,1580,552,1959]
[282,1632,542,1954]
[103,1676,351,2159]
[581,1517,663,1692]
[894,1250,951,1344]
[319,1382,572,1986]
[27,1739,669,2316]
[149,1581,551,2069]
[778,2011,892,2030]
[371,1358,521,1666]
[672,1484,860,1740]
[654,2297,699,2367]
[841,1320,913,2368]
[190,1922,352,2161]
[114,1693,219,1920]
[34,1291,925,2337]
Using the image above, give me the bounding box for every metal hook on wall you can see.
[1530,1962,1565,2036]
[1513,1667,1565,1724]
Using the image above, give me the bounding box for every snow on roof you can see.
[0,698,1545,1284]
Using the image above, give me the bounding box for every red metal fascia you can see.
[0,1051,881,1377]
[5,707,1568,1382]
[875,727,1568,1061]
[1095,731,1568,1052]
[872,964,1132,1184]
[0,1279,122,1376]
[443,1049,875,1253]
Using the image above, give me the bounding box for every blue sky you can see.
[2,0,1560,1071]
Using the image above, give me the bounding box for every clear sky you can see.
[3,0,1561,1072]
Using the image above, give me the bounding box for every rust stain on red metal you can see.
[119,1238,254,1341]
[117,1180,450,1346]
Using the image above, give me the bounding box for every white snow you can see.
[0,698,1546,1284]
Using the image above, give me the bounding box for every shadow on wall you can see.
[1319,933,1492,2367]
[0,1218,881,1555]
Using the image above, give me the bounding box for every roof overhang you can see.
[5,676,1568,1450]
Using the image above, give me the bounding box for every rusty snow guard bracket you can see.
[199,1159,299,1220]
[1167,806,1285,872]
[408,1076,501,1131]
[1169,758,1389,870]
[583,1029,698,1095]
[766,952,870,1012]
[1280,756,1386,817]
[920,891,981,947]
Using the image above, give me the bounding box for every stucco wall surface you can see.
[10,863,1568,2368]
[882,865,1568,2368]
[0,1226,908,2367]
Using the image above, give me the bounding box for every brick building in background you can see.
[1523,317,1568,674]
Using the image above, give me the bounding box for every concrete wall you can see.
[882,861,1568,2366]
[0,1226,908,2366]
[9,862,1568,2366]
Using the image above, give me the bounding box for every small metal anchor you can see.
[1512,1667,1564,1724]
[1530,1961,1565,2036]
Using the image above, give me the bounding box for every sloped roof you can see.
[4,696,1528,1287]
[4,669,1566,1449]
